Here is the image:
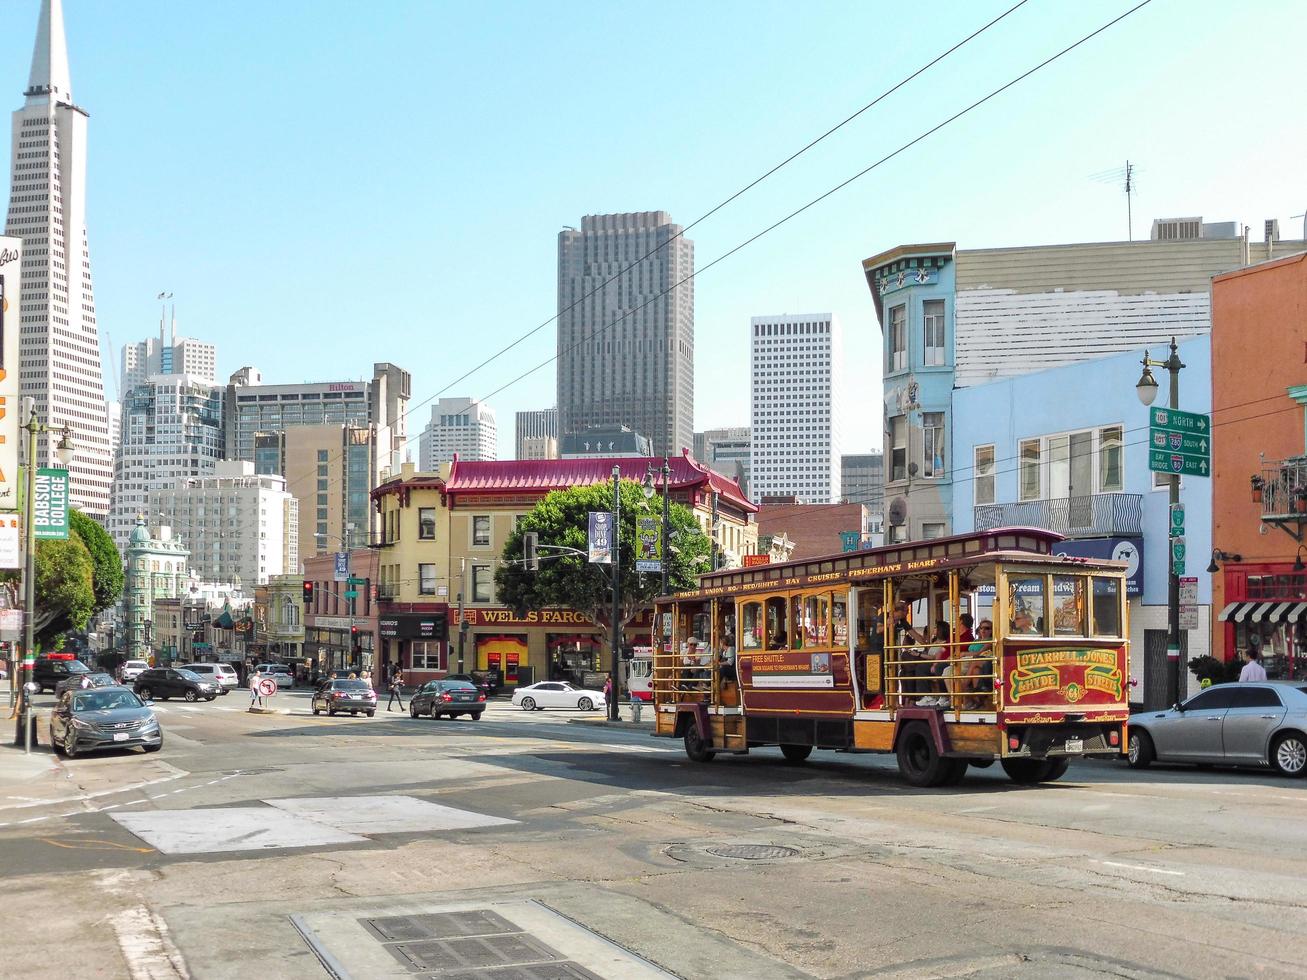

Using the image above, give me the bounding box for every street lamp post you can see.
[16,403,74,752]
[643,457,672,595]
[1136,337,1185,706]
[609,465,622,722]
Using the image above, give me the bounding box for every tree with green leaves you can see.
[32,535,96,645]
[496,481,712,643]
[70,510,124,616]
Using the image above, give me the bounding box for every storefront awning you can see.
[1288,603,1307,624]
[1266,602,1294,623]
[1217,602,1248,622]
[1249,602,1278,622]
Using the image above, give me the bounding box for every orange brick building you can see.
[1211,252,1307,674]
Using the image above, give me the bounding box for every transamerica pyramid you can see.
[5,0,112,516]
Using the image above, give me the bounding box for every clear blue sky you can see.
[2,0,1304,459]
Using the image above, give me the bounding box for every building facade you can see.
[519,436,558,460]
[151,460,298,587]
[371,456,756,686]
[749,313,843,504]
[1212,253,1307,676]
[514,407,558,459]
[122,518,191,662]
[840,452,885,543]
[109,374,224,553]
[419,396,497,469]
[862,219,1306,540]
[253,574,306,668]
[557,212,694,457]
[302,547,379,676]
[120,312,216,392]
[950,338,1213,708]
[755,502,876,562]
[6,0,113,515]
[559,426,651,458]
[695,426,751,499]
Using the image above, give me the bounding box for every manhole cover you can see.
[705,844,799,861]
[387,934,567,972]
[364,910,519,943]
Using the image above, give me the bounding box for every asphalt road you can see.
[2,690,1306,978]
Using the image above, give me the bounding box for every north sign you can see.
[1149,407,1210,435]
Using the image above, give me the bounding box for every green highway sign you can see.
[1149,407,1210,435]
[1169,503,1185,536]
[1150,429,1209,455]
[1172,559,1185,576]
[1149,449,1210,477]
[1171,537,1186,562]
[344,590,358,599]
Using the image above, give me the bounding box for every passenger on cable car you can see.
[892,602,929,699]
[961,620,996,708]
[1012,608,1040,635]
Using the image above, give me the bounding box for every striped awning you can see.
[1249,602,1278,622]
[1289,603,1307,624]
[1235,603,1259,623]
[1217,602,1246,622]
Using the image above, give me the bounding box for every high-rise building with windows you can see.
[120,309,216,393]
[419,397,497,469]
[695,426,752,499]
[750,314,842,504]
[514,407,557,459]
[151,461,298,587]
[108,374,225,553]
[557,212,694,457]
[224,362,410,553]
[5,0,113,515]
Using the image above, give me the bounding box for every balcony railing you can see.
[377,582,399,601]
[974,493,1143,537]
[369,532,396,548]
[1259,457,1307,519]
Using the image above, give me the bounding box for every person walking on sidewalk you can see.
[249,670,262,709]
[387,671,405,712]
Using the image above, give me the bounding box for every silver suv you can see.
[178,662,238,694]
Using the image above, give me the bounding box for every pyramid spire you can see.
[26,0,72,104]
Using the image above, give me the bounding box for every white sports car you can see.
[511,681,606,712]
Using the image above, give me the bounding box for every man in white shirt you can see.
[1239,648,1268,682]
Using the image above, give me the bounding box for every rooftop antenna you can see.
[1292,210,1306,242]
[1089,161,1139,241]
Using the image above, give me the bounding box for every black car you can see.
[49,686,162,757]
[410,679,486,720]
[133,667,219,702]
[54,671,117,695]
[33,655,92,693]
[445,673,494,700]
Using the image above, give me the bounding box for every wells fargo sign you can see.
[461,607,593,628]
[1006,648,1124,704]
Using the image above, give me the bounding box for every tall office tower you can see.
[419,397,497,469]
[514,407,557,459]
[151,461,298,587]
[108,374,225,553]
[557,212,694,457]
[750,314,843,504]
[5,0,113,515]
[120,305,217,393]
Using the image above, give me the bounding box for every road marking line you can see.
[958,805,998,813]
[0,770,186,812]
[1095,860,1184,876]
[109,906,190,980]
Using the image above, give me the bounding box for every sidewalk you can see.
[566,706,654,731]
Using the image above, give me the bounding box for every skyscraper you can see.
[557,212,693,457]
[514,407,557,459]
[750,314,843,504]
[120,305,217,393]
[419,397,497,469]
[5,0,113,515]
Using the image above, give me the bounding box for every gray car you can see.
[48,686,162,757]
[1128,681,1307,777]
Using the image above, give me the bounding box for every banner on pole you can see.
[635,516,662,573]
[33,468,69,539]
[587,511,614,564]
[333,552,349,582]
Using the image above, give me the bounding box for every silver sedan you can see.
[1127,681,1307,777]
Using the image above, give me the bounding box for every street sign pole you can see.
[1165,357,1183,707]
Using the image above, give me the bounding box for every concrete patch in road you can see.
[266,795,517,834]
[112,806,367,854]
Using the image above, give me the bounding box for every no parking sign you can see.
[257,677,277,698]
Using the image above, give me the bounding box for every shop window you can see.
[410,640,444,670]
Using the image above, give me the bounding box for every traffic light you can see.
[524,531,539,571]
[303,581,314,605]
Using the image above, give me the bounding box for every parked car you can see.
[254,663,295,690]
[119,660,150,683]
[33,654,92,693]
[54,671,117,695]
[511,681,605,712]
[178,662,239,694]
[1128,681,1307,777]
[411,679,486,720]
[133,667,219,702]
[49,686,162,757]
[311,678,377,717]
[444,673,493,701]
